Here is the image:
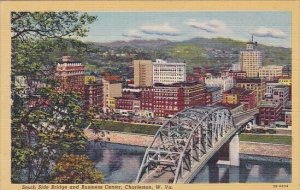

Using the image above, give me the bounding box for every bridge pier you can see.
[229,134,240,166]
[217,133,240,166]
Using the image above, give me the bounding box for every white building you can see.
[231,62,241,71]
[259,65,283,80]
[265,82,280,97]
[205,76,235,93]
[153,59,186,85]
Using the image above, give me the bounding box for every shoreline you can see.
[85,130,291,159]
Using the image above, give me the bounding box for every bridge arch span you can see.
[136,106,236,183]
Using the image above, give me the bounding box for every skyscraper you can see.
[55,56,85,96]
[133,60,153,87]
[240,37,262,77]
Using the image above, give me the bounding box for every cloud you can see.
[185,19,230,33]
[140,23,180,36]
[251,27,287,39]
[122,29,142,38]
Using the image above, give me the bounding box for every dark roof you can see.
[236,78,263,83]
[206,87,221,92]
[153,81,203,87]
[274,85,289,89]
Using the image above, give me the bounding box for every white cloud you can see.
[122,29,142,38]
[185,19,230,33]
[140,23,180,36]
[251,27,287,39]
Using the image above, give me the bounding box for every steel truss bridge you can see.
[136,106,257,184]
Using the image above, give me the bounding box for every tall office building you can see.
[153,59,186,85]
[133,60,153,87]
[55,56,85,96]
[240,37,262,77]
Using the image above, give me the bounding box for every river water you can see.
[86,142,291,183]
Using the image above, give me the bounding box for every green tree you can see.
[51,154,103,184]
[11,12,96,40]
[11,89,92,183]
[11,12,99,183]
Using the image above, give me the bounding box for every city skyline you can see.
[81,12,291,48]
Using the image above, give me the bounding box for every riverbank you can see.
[84,130,291,159]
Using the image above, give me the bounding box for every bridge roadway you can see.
[138,109,258,184]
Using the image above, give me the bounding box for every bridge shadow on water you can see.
[191,154,291,183]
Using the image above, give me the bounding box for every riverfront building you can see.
[141,82,205,117]
[152,59,186,85]
[259,101,282,126]
[115,91,141,114]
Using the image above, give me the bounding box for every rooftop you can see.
[260,101,281,108]
[153,81,203,88]
[273,85,289,89]
[259,65,283,69]
[236,78,264,83]
[223,87,253,95]
[206,87,221,93]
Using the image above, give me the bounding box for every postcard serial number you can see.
[273,184,289,188]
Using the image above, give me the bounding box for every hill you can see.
[83,37,291,74]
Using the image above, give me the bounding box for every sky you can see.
[81,12,291,48]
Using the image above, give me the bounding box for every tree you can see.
[11,12,97,40]
[51,154,103,184]
[11,89,92,183]
[11,12,99,183]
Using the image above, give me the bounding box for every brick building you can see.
[84,82,103,110]
[236,78,266,105]
[115,91,141,113]
[205,87,222,106]
[141,82,205,117]
[228,71,247,79]
[187,67,205,83]
[259,101,282,126]
[222,87,256,110]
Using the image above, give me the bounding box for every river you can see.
[86,142,291,183]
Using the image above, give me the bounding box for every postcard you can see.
[0,1,299,190]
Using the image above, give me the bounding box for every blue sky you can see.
[81,12,291,48]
